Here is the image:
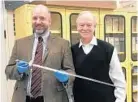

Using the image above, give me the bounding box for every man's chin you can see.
[35,30,45,34]
[82,35,92,39]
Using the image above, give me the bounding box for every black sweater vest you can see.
[71,39,115,102]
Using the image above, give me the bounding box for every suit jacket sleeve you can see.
[5,40,23,80]
[61,41,75,85]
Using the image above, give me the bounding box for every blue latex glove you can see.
[54,70,69,83]
[16,60,29,73]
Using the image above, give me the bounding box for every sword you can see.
[16,60,124,88]
[31,63,124,89]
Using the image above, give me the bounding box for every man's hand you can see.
[54,70,69,83]
[16,60,29,74]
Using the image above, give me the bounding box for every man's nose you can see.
[36,19,41,24]
[83,25,88,30]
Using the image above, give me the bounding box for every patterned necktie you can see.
[31,36,43,98]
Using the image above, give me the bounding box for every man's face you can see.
[32,10,51,34]
[77,15,96,39]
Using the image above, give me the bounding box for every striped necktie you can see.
[31,36,43,98]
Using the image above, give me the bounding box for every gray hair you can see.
[76,11,97,26]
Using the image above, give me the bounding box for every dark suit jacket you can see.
[5,35,75,102]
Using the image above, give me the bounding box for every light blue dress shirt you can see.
[27,31,50,97]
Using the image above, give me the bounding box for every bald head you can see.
[33,5,50,16]
[76,11,96,26]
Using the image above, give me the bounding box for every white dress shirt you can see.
[79,36,126,102]
[27,31,50,97]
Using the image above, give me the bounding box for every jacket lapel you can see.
[26,35,34,62]
[43,35,55,63]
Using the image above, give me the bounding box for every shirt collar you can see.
[34,31,50,43]
[79,36,97,48]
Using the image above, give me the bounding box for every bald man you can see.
[71,11,126,102]
[5,5,75,102]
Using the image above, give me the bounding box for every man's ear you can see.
[49,20,51,26]
[94,22,97,28]
[49,16,52,26]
